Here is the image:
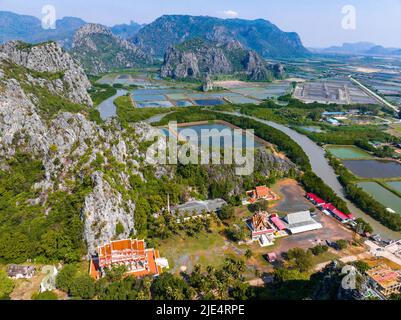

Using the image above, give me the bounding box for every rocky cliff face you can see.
[0,42,161,255]
[160,38,285,81]
[0,40,92,106]
[71,23,152,75]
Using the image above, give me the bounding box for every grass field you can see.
[157,222,232,274]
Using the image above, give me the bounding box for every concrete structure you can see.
[294,78,377,105]
[367,265,401,297]
[170,199,227,218]
[90,239,168,280]
[40,266,58,293]
[283,211,323,235]
[366,240,401,266]
[7,265,35,279]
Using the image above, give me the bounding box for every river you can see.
[216,111,401,240]
[98,89,127,120]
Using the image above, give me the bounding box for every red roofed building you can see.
[90,239,168,280]
[321,203,354,223]
[270,214,286,231]
[306,193,326,206]
[251,211,275,237]
[243,186,279,205]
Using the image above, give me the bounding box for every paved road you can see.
[365,240,401,266]
[350,76,399,113]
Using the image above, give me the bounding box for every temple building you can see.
[90,239,168,280]
[367,265,401,297]
[248,211,276,247]
[242,186,279,205]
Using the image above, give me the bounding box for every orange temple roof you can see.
[92,239,164,280]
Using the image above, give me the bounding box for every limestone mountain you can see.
[0,40,152,255]
[160,38,285,81]
[133,15,308,58]
[71,23,153,75]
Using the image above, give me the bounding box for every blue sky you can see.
[1,0,401,47]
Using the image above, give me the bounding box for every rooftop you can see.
[367,266,401,289]
[170,199,227,216]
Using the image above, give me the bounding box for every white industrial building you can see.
[284,211,323,235]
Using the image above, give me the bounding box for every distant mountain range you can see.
[132,15,308,58]
[0,11,142,47]
[0,11,311,77]
[0,11,86,47]
[0,11,309,59]
[313,42,401,56]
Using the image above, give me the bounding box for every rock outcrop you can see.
[71,23,152,75]
[0,40,92,106]
[0,41,160,255]
[160,38,285,81]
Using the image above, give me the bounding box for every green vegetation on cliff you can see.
[0,153,90,264]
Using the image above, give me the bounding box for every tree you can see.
[255,200,269,212]
[355,218,373,234]
[151,273,193,300]
[245,249,253,260]
[39,231,77,262]
[32,291,58,300]
[352,261,370,274]
[218,205,235,221]
[56,264,77,293]
[310,244,329,256]
[115,222,125,236]
[70,275,95,300]
[336,240,348,250]
[0,270,14,300]
[0,232,30,263]
[285,248,314,273]
[230,282,254,300]
[105,265,128,282]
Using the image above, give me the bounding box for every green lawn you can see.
[157,226,229,273]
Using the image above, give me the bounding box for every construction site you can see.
[293,78,378,105]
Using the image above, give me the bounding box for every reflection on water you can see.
[343,160,401,179]
[160,123,260,150]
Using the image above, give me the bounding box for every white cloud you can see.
[222,10,239,18]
